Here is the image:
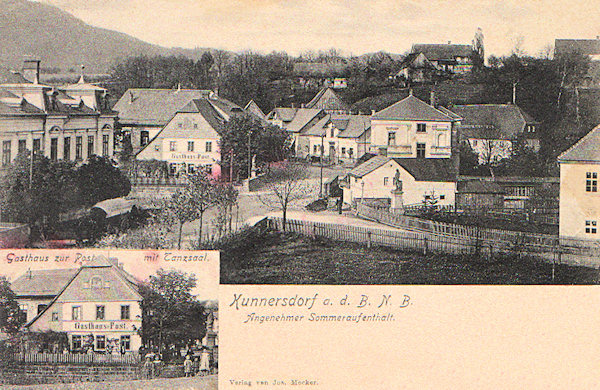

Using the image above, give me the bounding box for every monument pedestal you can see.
[390,189,404,215]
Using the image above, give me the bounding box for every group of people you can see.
[142,348,213,379]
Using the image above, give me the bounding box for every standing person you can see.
[199,348,211,376]
[184,355,193,377]
[144,357,153,379]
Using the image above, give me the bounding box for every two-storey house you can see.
[370,93,457,158]
[557,124,600,240]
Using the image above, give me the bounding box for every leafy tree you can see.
[139,269,206,354]
[187,173,218,245]
[77,156,131,206]
[258,163,312,231]
[212,182,239,237]
[0,277,24,335]
[220,114,291,181]
[165,188,199,249]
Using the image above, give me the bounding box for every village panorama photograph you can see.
[0,0,599,289]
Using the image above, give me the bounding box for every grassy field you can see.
[219,230,599,285]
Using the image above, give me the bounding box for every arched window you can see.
[50,126,62,133]
[437,133,445,147]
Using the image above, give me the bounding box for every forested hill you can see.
[0,0,212,73]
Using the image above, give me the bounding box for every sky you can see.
[37,0,600,57]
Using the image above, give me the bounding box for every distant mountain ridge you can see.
[0,0,213,73]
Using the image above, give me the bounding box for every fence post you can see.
[367,231,372,248]
[423,237,428,255]
[552,261,556,282]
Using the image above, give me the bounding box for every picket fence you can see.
[11,352,141,365]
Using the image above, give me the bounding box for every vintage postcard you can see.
[0,0,599,388]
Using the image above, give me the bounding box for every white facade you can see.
[370,119,452,158]
[343,159,456,206]
[559,162,600,240]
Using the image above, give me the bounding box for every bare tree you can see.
[164,189,199,249]
[187,173,218,245]
[258,164,313,231]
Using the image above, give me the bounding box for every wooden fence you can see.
[11,352,141,366]
[265,215,600,268]
[129,176,188,187]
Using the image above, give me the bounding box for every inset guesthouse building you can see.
[19,259,142,353]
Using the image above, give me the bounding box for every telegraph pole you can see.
[319,134,324,198]
[247,129,252,180]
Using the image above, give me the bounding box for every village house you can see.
[298,113,370,163]
[450,104,541,164]
[389,52,438,84]
[266,107,326,155]
[304,87,350,113]
[135,99,226,177]
[557,124,600,240]
[15,258,143,354]
[113,88,243,153]
[0,59,116,167]
[370,92,458,158]
[341,155,457,207]
[410,43,475,74]
[244,99,266,120]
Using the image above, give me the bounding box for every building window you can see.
[527,125,535,133]
[121,305,130,320]
[102,135,109,156]
[75,136,82,160]
[440,195,446,200]
[18,304,27,323]
[37,304,47,314]
[169,141,177,152]
[90,276,103,289]
[120,336,131,351]
[18,140,26,155]
[417,123,426,133]
[178,123,183,128]
[585,220,597,234]
[188,141,194,152]
[205,141,212,152]
[50,138,58,161]
[383,177,389,186]
[72,335,82,351]
[193,123,198,129]
[2,141,11,166]
[416,143,426,158]
[586,172,598,192]
[33,139,41,153]
[141,131,149,146]
[63,137,71,160]
[51,312,59,322]
[87,136,95,157]
[341,147,346,156]
[348,148,353,157]
[96,305,105,320]
[387,131,396,146]
[72,306,82,321]
[96,335,106,351]
[330,128,335,138]
[472,139,478,147]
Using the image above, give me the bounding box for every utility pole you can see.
[229,150,234,184]
[319,134,324,198]
[247,129,252,180]
[29,148,33,189]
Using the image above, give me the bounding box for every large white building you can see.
[18,258,143,353]
[558,125,600,240]
[0,60,116,167]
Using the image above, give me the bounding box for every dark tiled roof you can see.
[338,115,370,138]
[113,88,212,125]
[373,94,454,121]
[269,107,298,122]
[450,104,539,139]
[305,87,349,111]
[244,100,266,119]
[12,268,79,297]
[555,39,600,56]
[411,44,473,60]
[558,124,600,162]
[303,113,370,139]
[392,158,457,182]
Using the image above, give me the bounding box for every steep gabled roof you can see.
[411,43,473,60]
[12,268,79,297]
[305,87,349,111]
[338,115,370,138]
[451,104,539,139]
[392,158,457,182]
[244,99,266,119]
[558,124,600,163]
[113,88,213,125]
[286,108,324,133]
[269,107,298,122]
[372,94,454,121]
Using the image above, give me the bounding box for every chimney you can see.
[430,91,436,107]
[22,59,40,84]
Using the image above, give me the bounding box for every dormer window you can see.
[527,125,535,133]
